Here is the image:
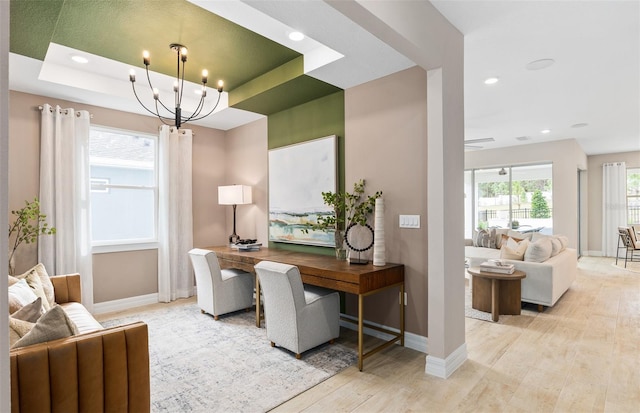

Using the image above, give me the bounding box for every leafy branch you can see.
[8,198,56,274]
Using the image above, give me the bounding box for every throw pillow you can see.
[508,229,533,241]
[16,263,55,310]
[530,233,562,256]
[474,228,496,248]
[524,238,553,263]
[12,305,79,349]
[500,237,529,260]
[556,235,569,251]
[9,317,35,347]
[8,279,39,314]
[8,275,19,287]
[11,297,43,322]
[15,269,50,313]
[494,228,510,249]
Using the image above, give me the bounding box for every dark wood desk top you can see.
[205,246,404,295]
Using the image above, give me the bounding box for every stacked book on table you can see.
[480,260,515,274]
[231,242,262,251]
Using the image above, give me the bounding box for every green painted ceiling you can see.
[9,0,341,116]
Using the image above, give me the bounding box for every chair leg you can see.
[214,315,219,320]
[329,339,335,344]
[200,309,205,314]
[537,304,545,312]
[295,353,301,360]
[270,341,275,347]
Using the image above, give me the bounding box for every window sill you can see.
[92,242,158,254]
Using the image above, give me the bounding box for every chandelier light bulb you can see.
[217,80,224,92]
[180,47,188,62]
[142,50,150,66]
[173,81,179,92]
[153,88,159,99]
[202,69,208,84]
[129,69,136,82]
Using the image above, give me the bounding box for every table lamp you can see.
[218,185,252,244]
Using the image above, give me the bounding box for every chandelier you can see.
[129,43,224,129]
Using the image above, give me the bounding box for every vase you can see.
[334,229,347,260]
[373,197,386,266]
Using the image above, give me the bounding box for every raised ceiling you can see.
[8,0,414,130]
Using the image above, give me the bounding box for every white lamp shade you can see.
[218,185,252,205]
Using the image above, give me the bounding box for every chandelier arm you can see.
[155,97,176,115]
[179,59,186,109]
[131,83,165,117]
[144,64,175,115]
[155,100,172,125]
[183,95,207,123]
[189,92,223,121]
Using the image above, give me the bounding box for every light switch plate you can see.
[399,215,420,228]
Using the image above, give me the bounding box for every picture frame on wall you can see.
[268,135,337,246]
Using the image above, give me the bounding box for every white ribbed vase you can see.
[373,197,386,266]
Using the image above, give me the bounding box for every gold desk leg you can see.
[358,293,364,371]
[256,274,261,328]
[400,283,405,346]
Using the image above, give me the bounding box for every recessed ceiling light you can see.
[484,77,499,85]
[571,123,589,128]
[526,59,555,71]
[540,129,551,134]
[288,31,304,41]
[71,55,89,64]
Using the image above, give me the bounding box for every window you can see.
[628,167,640,224]
[465,163,553,235]
[89,126,158,249]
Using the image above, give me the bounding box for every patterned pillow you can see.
[474,228,496,248]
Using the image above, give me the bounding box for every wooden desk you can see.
[205,246,405,371]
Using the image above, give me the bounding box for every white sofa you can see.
[465,235,577,309]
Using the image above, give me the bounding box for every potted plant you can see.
[306,179,381,259]
[8,198,56,275]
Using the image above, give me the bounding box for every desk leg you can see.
[255,274,261,328]
[491,279,499,322]
[400,283,405,346]
[358,293,364,371]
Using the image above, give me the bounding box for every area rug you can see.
[611,259,640,273]
[100,302,356,412]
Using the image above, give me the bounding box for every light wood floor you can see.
[271,257,640,412]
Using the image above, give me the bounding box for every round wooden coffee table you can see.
[467,266,526,322]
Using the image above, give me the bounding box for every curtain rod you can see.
[38,105,94,119]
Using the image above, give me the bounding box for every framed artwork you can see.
[268,135,337,246]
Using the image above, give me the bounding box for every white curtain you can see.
[158,126,194,302]
[602,162,627,256]
[38,104,93,310]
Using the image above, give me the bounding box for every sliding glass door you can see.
[465,163,553,236]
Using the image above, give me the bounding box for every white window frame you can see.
[627,167,640,225]
[89,125,159,253]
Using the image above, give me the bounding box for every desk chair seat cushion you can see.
[255,261,340,357]
[188,249,254,318]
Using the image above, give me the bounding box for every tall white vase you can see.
[373,197,386,266]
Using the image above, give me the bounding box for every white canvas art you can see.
[268,135,337,246]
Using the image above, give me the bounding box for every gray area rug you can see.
[101,302,356,412]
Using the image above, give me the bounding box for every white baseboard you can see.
[425,342,467,379]
[93,293,159,315]
[339,314,428,354]
[583,250,604,257]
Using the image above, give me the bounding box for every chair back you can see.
[254,261,307,321]
[618,227,632,248]
[627,226,640,249]
[188,249,224,288]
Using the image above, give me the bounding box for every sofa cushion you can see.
[500,237,529,260]
[525,237,553,262]
[12,305,79,349]
[8,279,39,314]
[60,302,104,334]
[11,297,43,323]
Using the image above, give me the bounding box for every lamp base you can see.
[229,234,240,245]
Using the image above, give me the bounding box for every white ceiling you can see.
[431,0,640,155]
[9,1,639,156]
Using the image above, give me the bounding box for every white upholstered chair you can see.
[254,260,340,359]
[188,248,254,320]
